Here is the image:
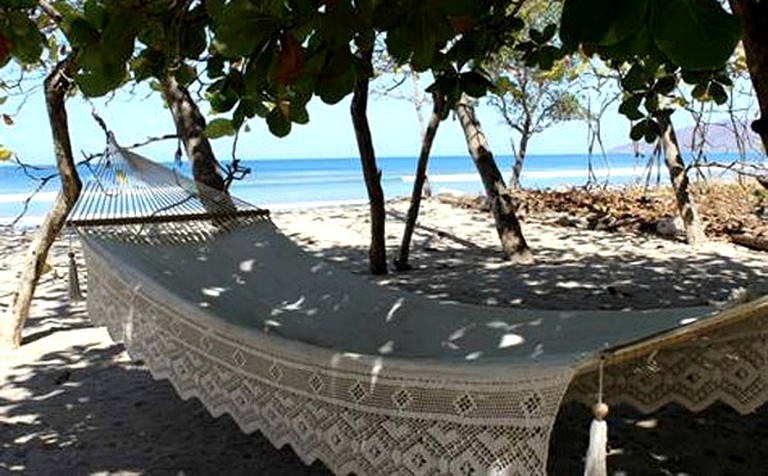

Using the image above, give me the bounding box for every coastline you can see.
[2,191,768,473]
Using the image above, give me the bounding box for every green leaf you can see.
[653,75,677,95]
[649,0,740,71]
[179,21,207,59]
[529,28,544,44]
[204,118,236,139]
[6,12,44,64]
[207,55,225,79]
[214,0,280,57]
[618,94,645,120]
[316,50,355,104]
[691,82,707,101]
[131,48,167,82]
[708,81,728,105]
[644,91,659,113]
[83,0,107,29]
[174,63,197,86]
[289,103,309,124]
[631,118,661,143]
[266,107,291,137]
[542,23,558,42]
[621,62,648,92]
[561,0,649,49]
[458,71,492,98]
[630,119,650,142]
[67,17,100,46]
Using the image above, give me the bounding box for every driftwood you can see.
[732,229,768,252]
[436,192,490,211]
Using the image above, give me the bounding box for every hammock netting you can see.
[68,134,269,243]
[68,135,768,475]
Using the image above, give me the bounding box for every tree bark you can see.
[160,74,226,190]
[351,46,387,275]
[657,114,706,245]
[1,55,81,350]
[730,0,768,153]
[455,94,533,263]
[394,94,445,271]
[511,129,531,190]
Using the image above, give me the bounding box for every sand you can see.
[2,198,768,474]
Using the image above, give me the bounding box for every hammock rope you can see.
[67,133,268,240]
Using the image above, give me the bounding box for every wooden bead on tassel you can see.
[593,402,609,421]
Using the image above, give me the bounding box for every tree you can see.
[489,58,585,188]
[487,1,586,188]
[0,3,83,349]
[729,0,768,153]
[394,93,445,271]
[558,0,743,245]
[456,94,534,263]
[350,41,387,275]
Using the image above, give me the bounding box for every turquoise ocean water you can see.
[0,152,761,226]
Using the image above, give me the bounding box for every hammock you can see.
[69,136,768,475]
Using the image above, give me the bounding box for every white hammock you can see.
[69,136,768,475]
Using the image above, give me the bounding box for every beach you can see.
[2,195,768,474]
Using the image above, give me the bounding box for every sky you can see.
[0,75,638,166]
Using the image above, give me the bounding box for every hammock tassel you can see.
[584,358,609,476]
[68,251,83,302]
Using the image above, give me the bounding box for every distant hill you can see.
[610,122,763,155]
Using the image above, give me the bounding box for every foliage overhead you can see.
[560,0,740,71]
[559,0,742,143]
[0,0,529,139]
[0,0,748,146]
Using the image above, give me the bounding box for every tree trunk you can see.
[160,75,225,190]
[159,74,235,218]
[730,0,768,153]
[351,46,387,275]
[511,131,531,190]
[0,56,81,350]
[394,94,445,271]
[455,94,533,263]
[657,114,706,245]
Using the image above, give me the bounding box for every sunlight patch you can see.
[201,286,227,297]
[499,333,525,349]
[239,259,255,272]
[385,298,405,322]
[378,340,395,354]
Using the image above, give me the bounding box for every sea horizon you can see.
[0,151,763,227]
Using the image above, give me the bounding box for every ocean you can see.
[0,152,761,226]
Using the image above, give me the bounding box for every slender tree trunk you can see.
[394,94,445,271]
[159,75,226,190]
[657,114,706,245]
[1,56,81,350]
[159,74,235,217]
[511,131,531,189]
[455,94,533,263]
[351,46,387,275]
[730,0,768,153]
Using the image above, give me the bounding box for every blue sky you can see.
[0,74,643,166]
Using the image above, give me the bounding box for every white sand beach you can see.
[2,197,768,474]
